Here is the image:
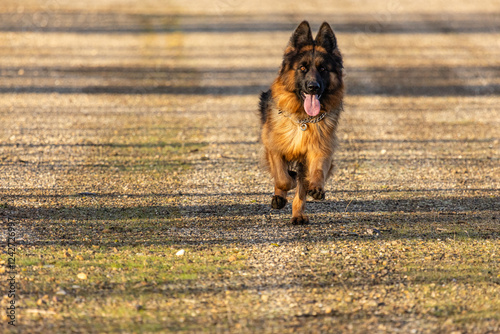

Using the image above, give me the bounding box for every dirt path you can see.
[0,1,499,333]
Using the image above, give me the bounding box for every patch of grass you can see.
[9,244,247,330]
[17,244,246,286]
[4,220,499,333]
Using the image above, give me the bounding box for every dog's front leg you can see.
[267,150,297,209]
[307,153,334,200]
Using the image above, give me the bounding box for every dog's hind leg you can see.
[267,150,297,209]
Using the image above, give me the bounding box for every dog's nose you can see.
[307,82,321,94]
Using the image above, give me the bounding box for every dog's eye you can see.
[319,66,326,72]
[299,66,307,72]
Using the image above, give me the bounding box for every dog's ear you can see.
[315,22,337,53]
[286,21,313,53]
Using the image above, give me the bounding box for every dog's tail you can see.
[258,90,271,125]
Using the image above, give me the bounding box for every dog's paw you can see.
[308,187,325,200]
[290,215,309,225]
[271,195,287,209]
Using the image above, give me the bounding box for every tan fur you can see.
[260,21,344,224]
[263,77,343,166]
[262,70,344,223]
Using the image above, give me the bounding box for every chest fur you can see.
[264,112,337,162]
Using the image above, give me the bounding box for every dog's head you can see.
[278,21,343,117]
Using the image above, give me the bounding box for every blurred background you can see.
[2,0,499,97]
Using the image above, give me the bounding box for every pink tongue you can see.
[304,94,320,116]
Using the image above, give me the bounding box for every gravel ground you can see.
[0,0,499,333]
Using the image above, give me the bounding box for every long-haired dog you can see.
[259,21,344,224]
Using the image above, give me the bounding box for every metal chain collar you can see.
[278,110,327,131]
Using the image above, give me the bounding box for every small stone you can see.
[176,249,185,256]
[366,228,381,235]
[77,272,88,280]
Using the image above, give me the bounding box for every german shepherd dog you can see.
[259,21,344,224]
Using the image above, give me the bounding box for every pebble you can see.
[77,273,88,280]
[366,228,381,235]
[176,249,185,256]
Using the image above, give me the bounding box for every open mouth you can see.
[301,92,322,117]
